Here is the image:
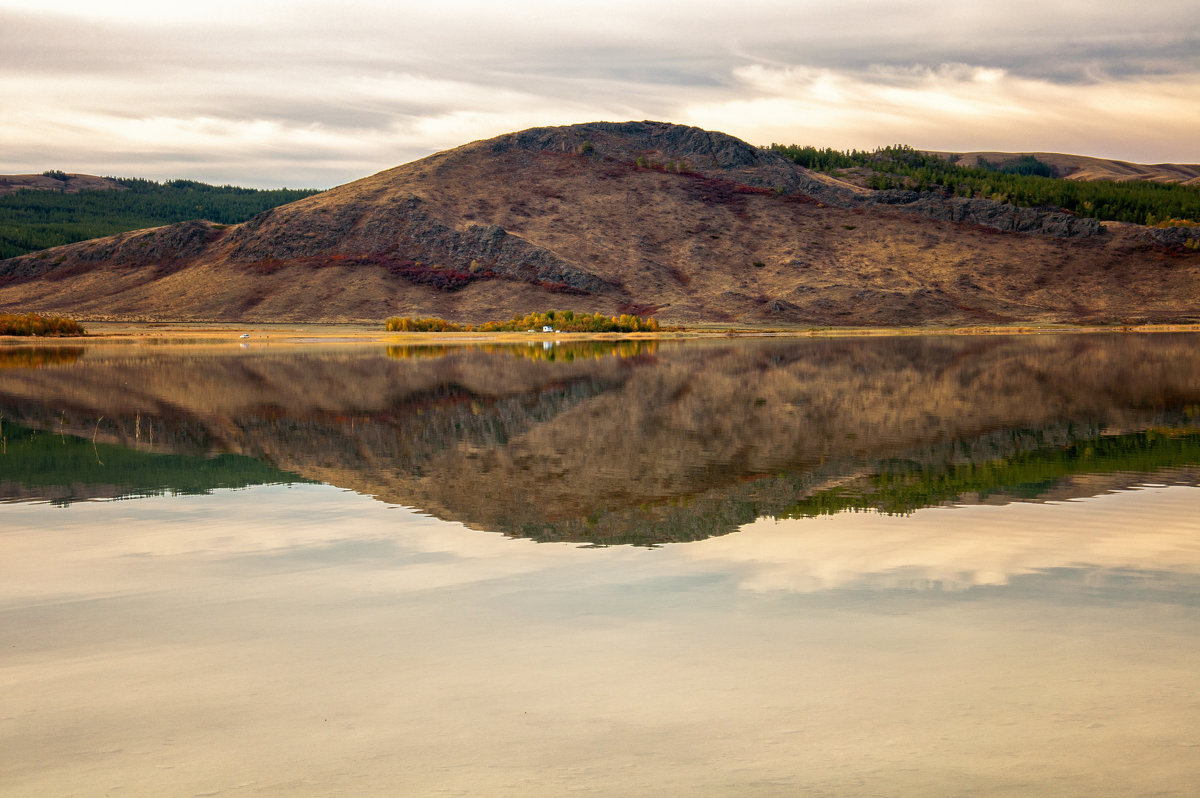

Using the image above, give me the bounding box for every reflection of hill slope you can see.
[0,421,312,505]
[0,346,636,506]
[1,336,1199,542]
[784,431,1200,519]
[405,336,1200,540]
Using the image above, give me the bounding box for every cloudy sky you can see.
[2,0,1198,188]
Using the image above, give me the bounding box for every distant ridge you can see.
[934,152,1200,186]
[0,172,126,195]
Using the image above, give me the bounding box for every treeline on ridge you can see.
[0,174,320,259]
[771,144,1200,227]
[385,309,660,333]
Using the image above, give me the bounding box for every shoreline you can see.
[3,320,1200,346]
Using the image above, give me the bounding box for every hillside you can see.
[1,121,1198,326]
[0,174,319,258]
[772,144,1200,226]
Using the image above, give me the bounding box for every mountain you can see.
[942,152,1200,186]
[1,121,1198,326]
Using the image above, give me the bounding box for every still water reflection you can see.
[2,334,1199,796]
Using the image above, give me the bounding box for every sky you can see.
[2,0,1198,188]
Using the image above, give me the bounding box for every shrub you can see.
[384,309,661,333]
[384,316,464,332]
[0,312,86,336]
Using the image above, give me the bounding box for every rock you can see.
[1146,225,1200,248]
[863,191,1102,237]
[224,196,613,294]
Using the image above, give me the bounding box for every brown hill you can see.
[1,122,1198,326]
[941,151,1200,185]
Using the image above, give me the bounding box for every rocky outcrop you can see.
[76,220,228,262]
[0,220,226,284]
[1145,224,1200,249]
[493,120,773,170]
[865,189,1103,237]
[453,224,612,293]
[223,194,613,294]
[492,120,835,200]
[495,122,1105,238]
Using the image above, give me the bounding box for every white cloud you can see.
[1,0,1197,186]
[682,65,1200,162]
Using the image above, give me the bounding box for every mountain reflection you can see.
[1,334,1198,543]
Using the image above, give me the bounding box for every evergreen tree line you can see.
[0,177,320,259]
[770,143,1200,227]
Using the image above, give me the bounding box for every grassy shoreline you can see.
[3,320,1199,346]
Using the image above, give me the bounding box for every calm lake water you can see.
[2,333,1199,797]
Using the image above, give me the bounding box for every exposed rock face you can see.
[493,120,838,199]
[865,190,1102,237]
[495,122,1106,238]
[222,195,611,293]
[495,121,772,169]
[1146,224,1200,248]
[75,220,227,263]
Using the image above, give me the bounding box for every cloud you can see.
[683,63,1200,162]
[1,0,1197,186]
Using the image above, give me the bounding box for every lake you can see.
[2,332,1199,797]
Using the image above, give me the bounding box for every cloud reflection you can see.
[685,485,1200,593]
[0,484,650,603]
[5,480,1199,606]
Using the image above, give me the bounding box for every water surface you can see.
[2,333,1199,796]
